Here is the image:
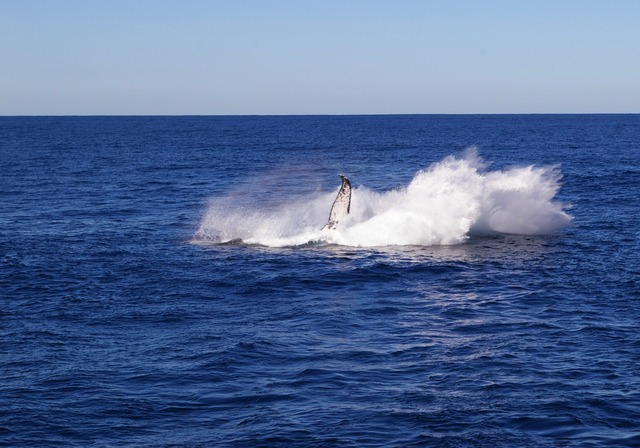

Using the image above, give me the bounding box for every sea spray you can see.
[195,150,572,247]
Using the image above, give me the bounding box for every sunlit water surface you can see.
[1,115,639,447]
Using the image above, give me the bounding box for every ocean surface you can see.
[1,114,639,447]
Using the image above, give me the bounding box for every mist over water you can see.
[195,148,572,247]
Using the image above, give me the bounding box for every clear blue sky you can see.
[1,0,638,115]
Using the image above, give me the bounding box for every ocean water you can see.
[1,114,639,447]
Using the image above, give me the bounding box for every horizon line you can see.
[1,112,638,118]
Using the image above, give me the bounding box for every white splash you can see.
[194,149,572,248]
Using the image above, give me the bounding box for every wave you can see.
[194,149,572,248]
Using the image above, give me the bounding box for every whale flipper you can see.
[322,175,351,230]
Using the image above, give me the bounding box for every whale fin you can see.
[322,175,351,230]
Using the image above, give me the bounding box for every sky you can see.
[1,0,639,115]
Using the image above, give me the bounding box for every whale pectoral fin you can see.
[321,221,336,231]
[322,175,351,230]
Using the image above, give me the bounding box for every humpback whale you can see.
[322,175,351,230]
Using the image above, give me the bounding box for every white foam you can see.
[194,149,572,247]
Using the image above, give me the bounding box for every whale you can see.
[322,175,351,230]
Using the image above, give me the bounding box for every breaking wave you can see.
[194,149,572,247]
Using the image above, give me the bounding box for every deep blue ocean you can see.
[1,115,639,447]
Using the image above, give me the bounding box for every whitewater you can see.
[195,149,572,247]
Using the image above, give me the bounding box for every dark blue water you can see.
[1,115,639,447]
